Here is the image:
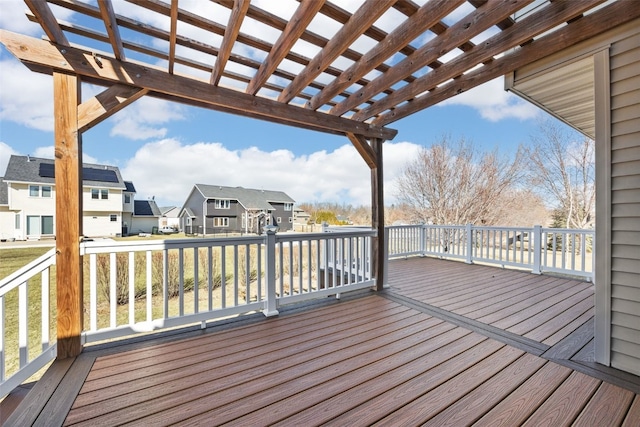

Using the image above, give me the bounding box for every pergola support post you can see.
[53,72,83,358]
[370,138,386,291]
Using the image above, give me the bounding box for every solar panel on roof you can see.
[39,163,55,178]
[83,167,118,183]
[38,163,119,183]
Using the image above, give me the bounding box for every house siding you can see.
[182,190,206,234]
[0,207,15,240]
[205,199,242,233]
[83,212,121,237]
[269,202,293,231]
[609,30,640,376]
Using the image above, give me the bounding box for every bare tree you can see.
[395,136,526,225]
[526,120,595,229]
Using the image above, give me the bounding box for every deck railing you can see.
[388,224,594,280]
[0,248,57,398]
[79,229,375,343]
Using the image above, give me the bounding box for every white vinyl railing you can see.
[0,248,57,399]
[79,229,375,344]
[388,224,594,280]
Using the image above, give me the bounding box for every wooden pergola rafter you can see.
[1,0,637,359]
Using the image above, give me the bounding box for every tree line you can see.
[300,120,595,229]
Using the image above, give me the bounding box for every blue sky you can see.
[0,0,569,208]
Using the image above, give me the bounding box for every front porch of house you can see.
[4,257,639,426]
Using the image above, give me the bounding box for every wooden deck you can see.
[5,258,640,426]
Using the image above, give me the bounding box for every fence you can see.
[387,224,594,280]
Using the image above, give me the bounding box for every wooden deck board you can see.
[521,370,601,426]
[422,353,547,426]
[8,258,639,426]
[622,396,640,426]
[572,382,636,426]
[472,362,574,426]
[388,257,594,347]
[338,345,524,427]
[79,296,406,394]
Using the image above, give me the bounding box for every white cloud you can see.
[109,97,185,140]
[0,59,54,131]
[439,78,540,122]
[30,146,98,164]
[0,141,20,175]
[0,0,73,36]
[121,139,422,208]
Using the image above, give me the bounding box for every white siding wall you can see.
[130,217,158,234]
[0,207,15,240]
[609,31,640,376]
[83,187,123,212]
[83,212,121,237]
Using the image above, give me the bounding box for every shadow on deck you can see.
[4,257,640,426]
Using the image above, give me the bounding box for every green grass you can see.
[0,247,52,280]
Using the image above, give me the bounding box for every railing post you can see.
[263,227,279,317]
[383,227,389,288]
[532,225,542,275]
[591,230,596,283]
[420,224,427,256]
[465,223,473,264]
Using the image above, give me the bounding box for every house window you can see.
[92,188,109,199]
[124,194,131,203]
[41,216,54,234]
[214,199,230,209]
[27,215,54,235]
[110,214,118,222]
[15,213,20,229]
[28,185,52,198]
[213,217,229,227]
[284,203,293,211]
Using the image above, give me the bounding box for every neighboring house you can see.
[293,208,311,225]
[159,206,181,229]
[180,184,295,235]
[130,199,161,234]
[0,155,130,239]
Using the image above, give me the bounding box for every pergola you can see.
[1,0,637,362]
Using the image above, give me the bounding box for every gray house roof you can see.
[134,200,161,217]
[0,178,8,205]
[3,155,126,189]
[195,184,295,211]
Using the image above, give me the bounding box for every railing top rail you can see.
[541,227,594,234]
[0,247,56,293]
[81,235,266,253]
[277,229,376,242]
